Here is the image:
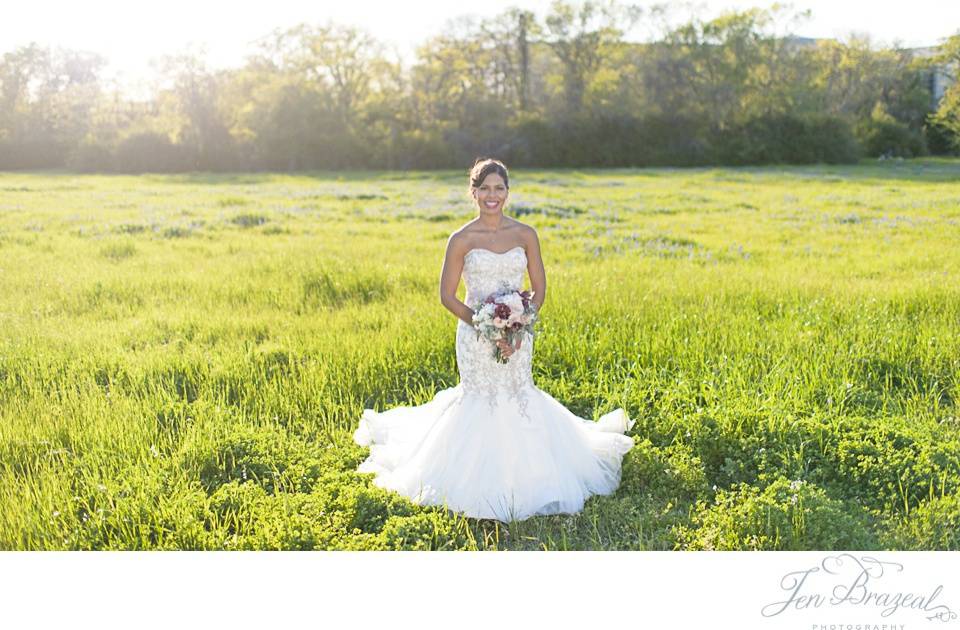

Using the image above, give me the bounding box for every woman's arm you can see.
[525,228,546,313]
[439,233,475,326]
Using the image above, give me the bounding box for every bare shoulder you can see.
[445,226,472,256]
[511,219,539,247]
[455,218,480,234]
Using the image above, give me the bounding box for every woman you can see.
[353,158,634,522]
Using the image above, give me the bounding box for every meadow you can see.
[1,159,959,550]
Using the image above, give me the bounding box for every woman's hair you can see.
[469,157,509,191]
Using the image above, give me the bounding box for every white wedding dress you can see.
[353,245,635,522]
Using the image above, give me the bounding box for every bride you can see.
[353,158,635,522]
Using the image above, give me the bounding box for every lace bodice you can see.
[455,246,535,422]
[462,246,528,306]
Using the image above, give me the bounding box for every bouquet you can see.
[471,287,538,364]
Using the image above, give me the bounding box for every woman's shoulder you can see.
[445,222,475,254]
[507,217,537,235]
[453,219,478,235]
[502,218,538,246]
[448,221,475,248]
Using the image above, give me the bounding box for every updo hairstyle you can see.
[468,158,509,193]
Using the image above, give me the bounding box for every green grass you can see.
[1,158,959,550]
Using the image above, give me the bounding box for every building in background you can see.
[910,46,957,109]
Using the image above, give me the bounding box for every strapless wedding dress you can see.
[353,246,635,522]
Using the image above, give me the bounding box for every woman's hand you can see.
[496,336,522,358]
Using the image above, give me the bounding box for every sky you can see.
[4,0,960,98]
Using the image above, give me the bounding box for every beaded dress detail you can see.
[353,246,634,522]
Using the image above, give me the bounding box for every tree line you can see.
[2,1,959,172]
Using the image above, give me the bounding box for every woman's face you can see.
[473,172,508,216]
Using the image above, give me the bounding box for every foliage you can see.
[0,4,951,170]
[713,113,861,164]
[856,103,927,158]
[673,476,878,550]
[931,34,960,152]
[113,133,191,173]
[880,493,960,550]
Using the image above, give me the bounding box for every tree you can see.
[932,33,960,150]
[476,8,540,113]
[154,51,237,170]
[652,6,811,127]
[543,0,640,115]
[0,43,105,168]
[266,23,381,132]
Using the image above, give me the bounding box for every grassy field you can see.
[1,159,959,550]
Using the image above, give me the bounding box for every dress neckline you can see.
[465,245,526,257]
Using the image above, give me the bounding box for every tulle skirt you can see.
[353,383,635,522]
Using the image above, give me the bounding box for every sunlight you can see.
[4,0,960,98]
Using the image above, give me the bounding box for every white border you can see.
[2,551,957,629]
